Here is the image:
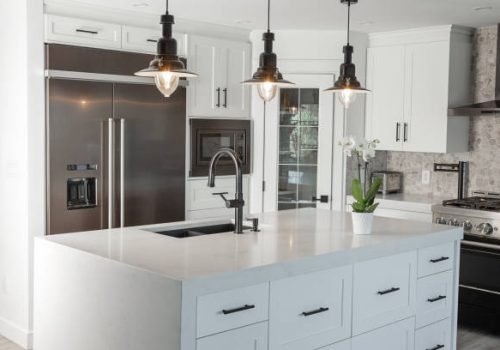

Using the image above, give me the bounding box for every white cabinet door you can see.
[197,322,268,350]
[269,265,352,350]
[45,15,122,49]
[415,319,452,350]
[121,26,187,56]
[224,43,251,117]
[353,251,417,335]
[366,46,406,151]
[188,36,251,118]
[416,271,454,328]
[404,41,449,153]
[351,318,415,350]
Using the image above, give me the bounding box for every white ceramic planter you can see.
[352,212,374,235]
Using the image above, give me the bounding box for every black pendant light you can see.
[135,0,197,97]
[324,0,370,108]
[242,0,294,102]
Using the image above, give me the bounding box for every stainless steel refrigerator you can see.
[46,73,186,234]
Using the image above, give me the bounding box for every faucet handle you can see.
[246,217,260,232]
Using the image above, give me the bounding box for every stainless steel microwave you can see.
[190,119,251,177]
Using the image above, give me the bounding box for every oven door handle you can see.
[460,284,500,296]
[461,240,500,254]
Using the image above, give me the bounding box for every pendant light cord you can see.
[347,0,351,44]
[267,0,271,32]
[166,0,169,13]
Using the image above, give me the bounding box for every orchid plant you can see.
[339,136,383,213]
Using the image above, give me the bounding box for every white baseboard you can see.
[0,317,33,349]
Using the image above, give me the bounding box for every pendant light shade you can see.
[135,0,197,97]
[242,0,294,102]
[324,0,370,109]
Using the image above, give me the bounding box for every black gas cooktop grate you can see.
[443,196,500,211]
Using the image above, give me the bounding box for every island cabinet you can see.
[365,25,472,153]
[33,210,463,350]
[187,35,251,118]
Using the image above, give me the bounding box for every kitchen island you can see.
[34,209,462,350]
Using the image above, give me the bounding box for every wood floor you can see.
[1,327,499,349]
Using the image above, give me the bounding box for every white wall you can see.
[0,0,45,348]
[249,30,368,214]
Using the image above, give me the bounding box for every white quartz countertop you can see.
[39,209,462,282]
[347,193,448,213]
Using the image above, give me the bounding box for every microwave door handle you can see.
[108,118,115,229]
[120,118,125,228]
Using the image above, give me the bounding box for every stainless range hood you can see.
[449,24,500,116]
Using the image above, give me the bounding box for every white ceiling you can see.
[61,0,500,32]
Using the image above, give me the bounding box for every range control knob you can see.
[477,223,494,235]
[435,217,446,225]
[450,219,460,227]
[462,221,473,231]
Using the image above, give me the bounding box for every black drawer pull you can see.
[75,29,99,35]
[147,39,158,43]
[221,304,255,315]
[426,344,444,350]
[301,307,329,317]
[427,295,447,303]
[377,287,400,295]
[430,256,449,263]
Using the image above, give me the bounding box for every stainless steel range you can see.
[433,191,500,335]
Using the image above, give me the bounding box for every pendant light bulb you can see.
[241,0,294,101]
[338,89,357,109]
[324,0,370,109]
[257,82,278,102]
[135,0,197,97]
[154,72,180,97]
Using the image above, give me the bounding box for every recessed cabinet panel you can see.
[352,251,417,335]
[366,46,406,151]
[415,319,451,350]
[197,322,268,350]
[196,283,269,338]
[351,317,415,350]
[416,271,454,328]
[269,266,352,350]
[418,242,455,278]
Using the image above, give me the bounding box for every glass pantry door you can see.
[276,75,335,210]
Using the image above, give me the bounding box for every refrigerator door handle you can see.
[108,118,115,229]
[120,118,125,228]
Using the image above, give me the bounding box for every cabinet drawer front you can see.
[416,271,454,328]
[351,317,415,350]
[353,251,417,335]
[415,319,451,350]
[418,242,455,277]
[197,283,269,338]
[46,15,121,49]
[121,26,158,53]
[270,266,352,350]
[317,339,351,350]
[197,322,268,350]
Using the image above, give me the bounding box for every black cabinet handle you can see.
[396,123,401,142]
[430,256,449,263]
[223,88,228,108]
[221,304,255,315]
[312,195,329,203]
[427,295,447,303]
[76,29,99,35]
[377,287,400,295]
[403,122,408,142]
[301,307,329,317]
[216,88,221,108]
[426,345,444,350]
[147,38,158,43]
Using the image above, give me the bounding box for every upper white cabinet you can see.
[46,15,122,49]
[46,15,188,56]
[188,36,251,118]
[366,26,472,153]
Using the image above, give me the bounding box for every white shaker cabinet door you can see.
[365,46,406,151]
[351,317,415,350]
[224,43,251,117]
[196,322,268,350]
[403,41,449,153]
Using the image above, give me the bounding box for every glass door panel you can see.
[278,88,320,210]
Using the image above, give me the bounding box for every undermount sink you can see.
[150,223,251,239]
